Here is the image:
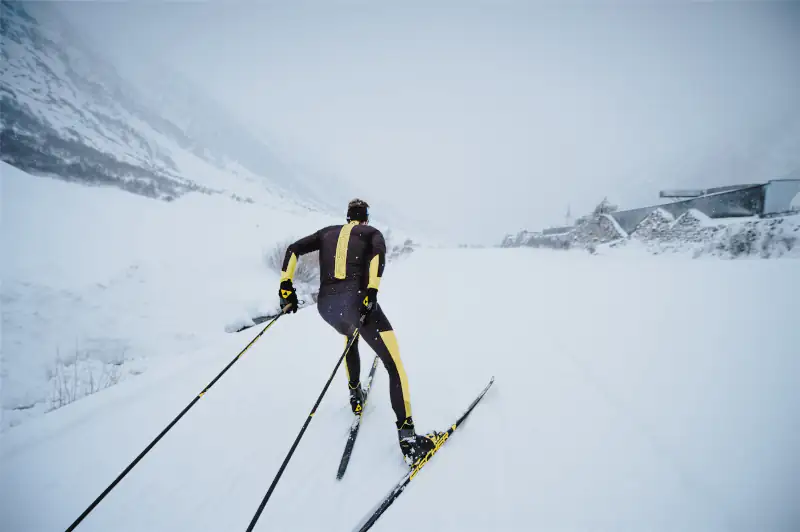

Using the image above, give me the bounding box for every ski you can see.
[351,376,495,532]
[337,356,380,480]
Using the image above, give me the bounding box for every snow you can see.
[654,207,676,222]
[601,213,629,238]
[2,167,800,531]
[3,1,333,212]
[1,162,338,429]
[672,208,711,228]
[631,208,675,241]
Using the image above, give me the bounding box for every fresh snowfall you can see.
[2,4,799,528]
[2,162,799,531]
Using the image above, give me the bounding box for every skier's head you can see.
[346,198,369,224]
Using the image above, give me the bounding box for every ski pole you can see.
[65,303,294,532]
[234,300,306,333]
[245,315,366,532]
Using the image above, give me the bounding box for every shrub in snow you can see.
[47,346,128,412]
[383,228,418,261]
[264,239,320,285]
[498,228,573,250]
[703,216,800,259]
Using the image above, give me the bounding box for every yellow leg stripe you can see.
[379,330,412,418]
[335,221,359,279]
[367,255,381,290]
[281,253,298,282]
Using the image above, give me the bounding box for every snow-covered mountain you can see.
[0,0,325,209]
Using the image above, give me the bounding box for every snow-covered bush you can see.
[47,346,127,412]
[703,217,800,259]
[264,239,320,284]
[383,228,417,261]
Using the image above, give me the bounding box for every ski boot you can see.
[397,417,446,467]
[349,382,365,415]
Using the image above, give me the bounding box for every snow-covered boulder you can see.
[702,215,800,259]
[631,208,675,241]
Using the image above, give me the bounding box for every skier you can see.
[277,198,440,466]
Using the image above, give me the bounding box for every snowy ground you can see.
[2,233,799,531]
[1,162,339,429]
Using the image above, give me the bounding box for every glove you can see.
[279,280,299,313]
[360,288,378,321]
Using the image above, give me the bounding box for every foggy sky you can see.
[57,1,800,243]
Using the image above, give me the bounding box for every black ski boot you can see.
[349,382,365,415]
[396,417,445,467]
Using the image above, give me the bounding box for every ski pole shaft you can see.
[65,304,293,532]
[245,316,365,531]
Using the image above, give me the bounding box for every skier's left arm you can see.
[278,231,321,314]
[359,229,386,318]
[367,229,387,291]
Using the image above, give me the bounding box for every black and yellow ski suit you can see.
[280,221,412,425]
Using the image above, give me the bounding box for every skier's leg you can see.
[317,293,353,336]
[318,292,365,413]
[359,303,445,466]
[344,334,361,389]
[344,334,365,414]
[358,305,412,426]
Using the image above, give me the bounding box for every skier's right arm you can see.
[281,231,321,282]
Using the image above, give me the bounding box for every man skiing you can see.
[277,198,439,467]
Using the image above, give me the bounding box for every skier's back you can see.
[277,198,439,466]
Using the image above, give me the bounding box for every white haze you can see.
[57,1,800,244]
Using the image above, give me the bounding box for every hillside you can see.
[1,162,340,431]
[0,0,322,209]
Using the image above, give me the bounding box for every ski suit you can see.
[280,221,412,424]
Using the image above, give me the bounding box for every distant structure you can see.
[659,184,760,200]
[658,189,704,200]
[505,174,800,248]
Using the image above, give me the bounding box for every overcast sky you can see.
[57,1,800,244]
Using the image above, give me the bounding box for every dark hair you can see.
[347,198,369,222]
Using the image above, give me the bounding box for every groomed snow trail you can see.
[2,249,799,531]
